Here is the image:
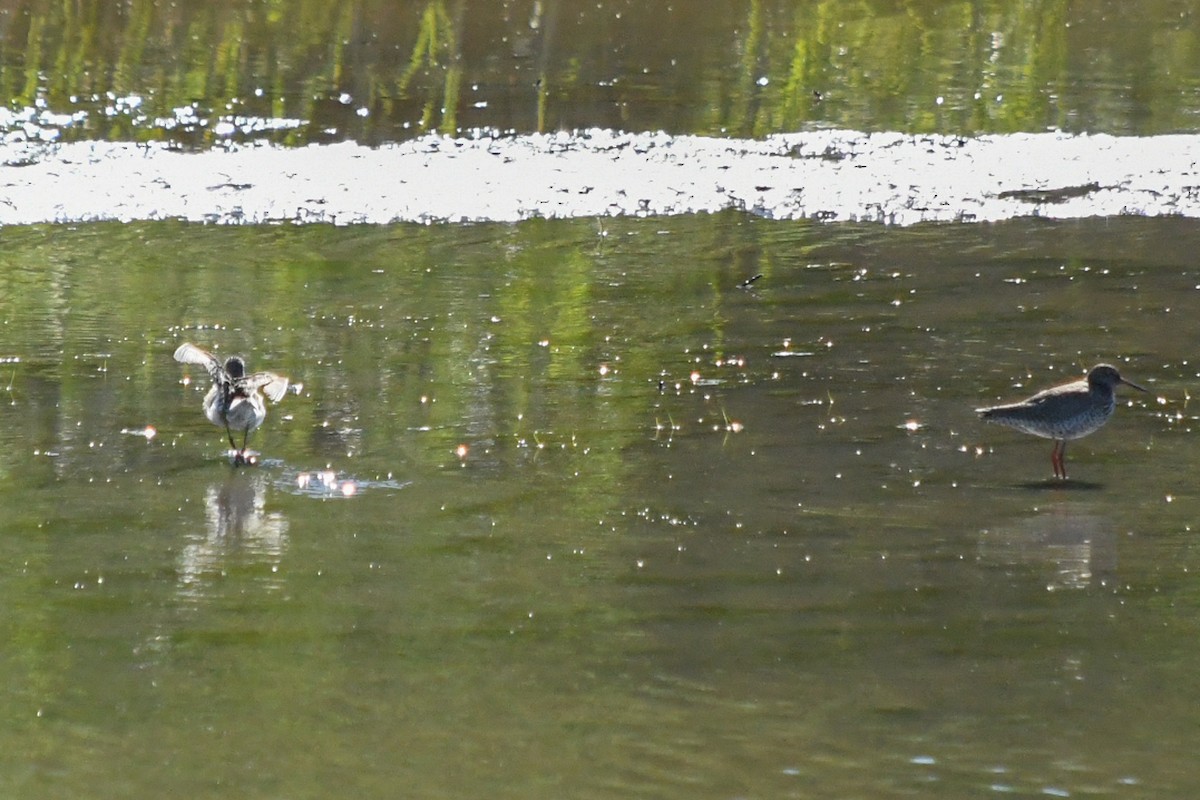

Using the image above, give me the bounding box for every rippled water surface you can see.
[3,0,1200,144]
[4,0,1200,796]
[1,216,1199,797]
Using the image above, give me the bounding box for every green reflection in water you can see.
[0,218,764,483]
[2,0,1199,143]
[0,217,1199,796]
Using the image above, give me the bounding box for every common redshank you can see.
[976,364,1147,479]
[174,343,289,465]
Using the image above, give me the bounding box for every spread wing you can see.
[173,342,227,383]
[245,372,289,403]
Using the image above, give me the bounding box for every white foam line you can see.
[0,129,1195,225]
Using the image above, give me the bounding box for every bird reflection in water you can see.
[176,471,289,597]
[978,506,1116,590]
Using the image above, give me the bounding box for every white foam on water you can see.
[0,129,1196,226]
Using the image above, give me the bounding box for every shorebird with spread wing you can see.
[174,342,289,465]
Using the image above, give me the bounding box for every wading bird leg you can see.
[225,425,245,465]
[1051,440,1068,480]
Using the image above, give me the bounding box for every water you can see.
[4,0,1200,143]
[0,216,1197,797]
[4,0,1200,796]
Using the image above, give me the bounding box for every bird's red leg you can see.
[1050,441,1068,480]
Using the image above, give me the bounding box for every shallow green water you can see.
[2,0,1199,796]
[0,216,1198,797]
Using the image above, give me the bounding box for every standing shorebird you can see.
[174,343,289,465]
[976,364,1147,479]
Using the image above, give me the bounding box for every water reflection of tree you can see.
[0,0,1196,144]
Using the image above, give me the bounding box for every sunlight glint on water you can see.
[0,216,1196,796]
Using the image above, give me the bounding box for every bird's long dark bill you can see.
[1122,379,1149,393]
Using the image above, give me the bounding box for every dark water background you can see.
[1,2,1200,798]
[2,0,1199,145]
